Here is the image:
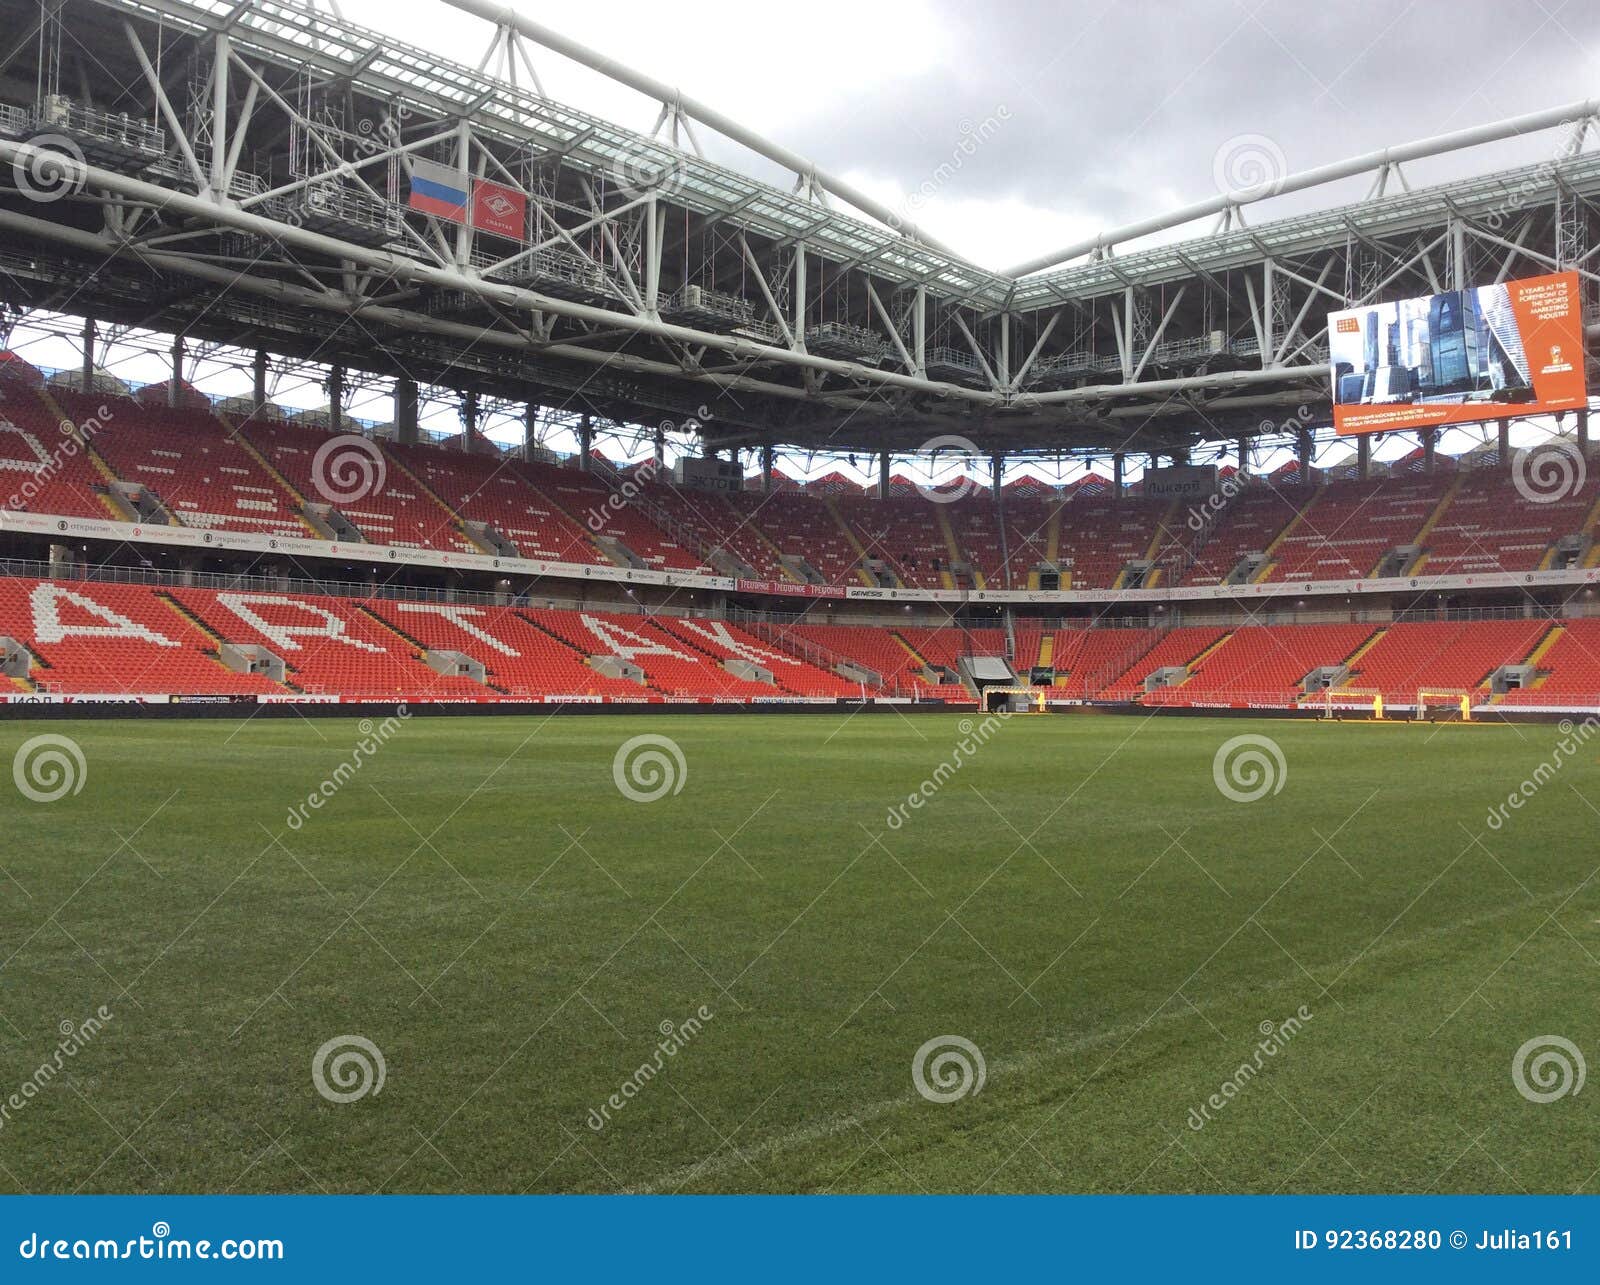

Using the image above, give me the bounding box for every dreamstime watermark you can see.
[1511,1034,1585,1103]
[3,401,115,513]
[1485,715,1600,831]
[885,710,1010,830]
[1511,439,1586,506]
[1211,733,1287,803]
[913,434,984,504]
[1212,133,1287,201]
[1184,405,1314,532]
[12,733,87,803]
[612,733,687,802]
[17,1223,284,1263]
[0,1008,114,1131]
[588,458,662,530]
[284,709,411,831]
[312,1034,386,1104]
[607,136,689,202]
[584,407,710,532]
[1187,1006,1313,1130]
[911,1035,986,1103]
[904,107,1012,213]
[586,1006,715,1131]
[309,433,388,505]
[1481,118,1584,231]
[12,132,87,204]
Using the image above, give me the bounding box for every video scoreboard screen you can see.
[1327,270,1586,435]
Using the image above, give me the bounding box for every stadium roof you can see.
[0,0,1597,459]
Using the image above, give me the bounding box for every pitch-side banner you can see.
[1328,270,1586,436]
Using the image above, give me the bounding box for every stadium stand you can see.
[1098,626,1229,701]
[520,460,710,574]
[0,382,116,520]
[1262,474,1447,581]
[238,417,477,552]
[0,577,280,695]
[1143,623,1377,706]
[383,441,609,565]
[54,390,311,538]
[1057,496,1171,587]
[167,586,487,699]
[1416,465,1600,576]
[7,568,1600,712]
[1169,480,1306,586]
[1332,618,1551,705]
[1499,619,1600,707]
[364,601,649,698]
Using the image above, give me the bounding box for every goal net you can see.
[1318,687,1387,720]
[1416,688,1475,722]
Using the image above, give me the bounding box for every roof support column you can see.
[1499,420,1511,461]
[1357,433,1370,480]
[878,450,890,500]
[328,365,344,434]
[1297,425,1313,483]
[1421,427,1437,474]
[1112,453,1125,500]
[252,348,268,411]
[211,30,229,195]
[761,445,774,494]
[794,246,807,350]
[522,400,537,461]
[169,334,183,407]
[914,285,926,375]
[1579,408,1590,456]
[578,414,592,471]
[80,317,95,396]
[991,453,1003,495]
[397,379,419,445]
[644,195,661,316]
[1236,436,1249,474]
[461,389,479,452]
[653,423,665,471]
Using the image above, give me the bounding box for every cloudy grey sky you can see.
[333,0,1599,270]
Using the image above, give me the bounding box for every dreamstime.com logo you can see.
[310,433,387,505]
[17,1223,284,1263]
[13,133,87,204]
[911,1035,986,1104]
[1511,439,1586,506]
[607,137,688,202]
[915,434,983,504]
[12,733,87,803]
[312,1034,386,1104]
[1212,734,1287,803]
[1212,133,1287,201]
[612,733,687,803]
[1511,1034,1585,1104]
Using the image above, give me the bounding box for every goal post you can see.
[1318,687,1387,720]
[1416,688,1475,722]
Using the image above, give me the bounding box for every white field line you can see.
[623,884,1579,1193]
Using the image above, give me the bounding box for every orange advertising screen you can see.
[1327,270,1586,436]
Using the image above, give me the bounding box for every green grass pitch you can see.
[2,711,1596,1194]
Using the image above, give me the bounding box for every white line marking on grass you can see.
[622,884,1582,1194]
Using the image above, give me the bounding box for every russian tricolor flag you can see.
[408,159,469,224]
